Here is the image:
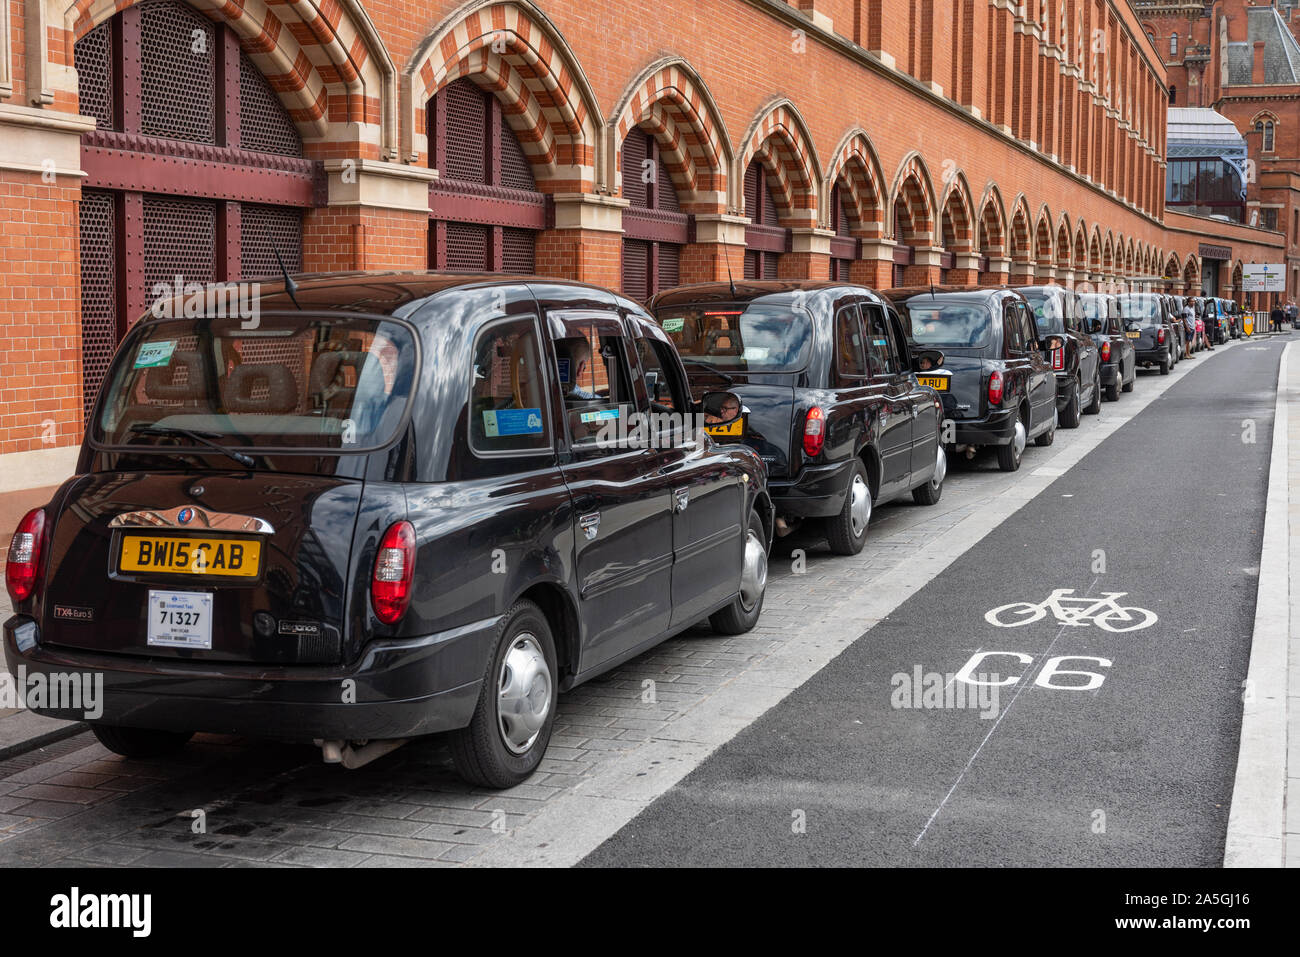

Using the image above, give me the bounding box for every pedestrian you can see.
[1269,303,1284,334]
[1181,300,1195,358]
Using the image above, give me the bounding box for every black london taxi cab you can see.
[649,281,948,556]
[3,272,773,789]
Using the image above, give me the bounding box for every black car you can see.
[1079,292,1136,399]
[1117,292,1177,374]
[3,272,774,788]
[886,287,1060,472]
[648,281,946,556]
[1198,297,1228,344]
[1162,294,1185,361]
[1017,285,1102,426]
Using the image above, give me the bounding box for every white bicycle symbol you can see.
[985,589,1157,633]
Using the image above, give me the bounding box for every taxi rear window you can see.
[94,316,416,452]
[654,301,813,373]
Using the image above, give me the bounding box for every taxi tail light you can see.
[987,370,1004,407]
[1100,341,1112,362]
[371,521,416,625]
[1157,327,1167,345]
[1051,346,1065,371]
[803,406,826,458]
[6,508,47,604]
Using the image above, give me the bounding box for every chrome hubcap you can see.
[931,444,947,489]
[1012,419,1026,456]
[497,634,551,755]
[849,474,871,537]
[738,528,768,611]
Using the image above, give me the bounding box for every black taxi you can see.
[648,281,947,556]
[3,272,773,788]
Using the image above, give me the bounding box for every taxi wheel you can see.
[1060,378,1081,428]
[1158,353,1170,375]
[710,510,769,635]
[92,725,192,759]
[912,443,946,506]
[997,409,1025,472]
[451,600,557,789]
[826,460,872,556]
[1084,370,1102,415]
[1105,377,1121,402]
[1122,370,1134,392]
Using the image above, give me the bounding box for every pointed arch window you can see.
[1170,33,1178,57]
[619,128,687,301]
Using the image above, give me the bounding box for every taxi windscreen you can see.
[94,316,416,452]
[905,301,993,349]
[654,302,813,373]
[1116,296,1165,326]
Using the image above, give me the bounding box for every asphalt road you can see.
[582,340,1282,867]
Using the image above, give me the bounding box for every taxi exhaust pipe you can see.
[316,738,408,769]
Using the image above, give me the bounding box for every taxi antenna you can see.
[724,250,737,298]
[273,244,302,310]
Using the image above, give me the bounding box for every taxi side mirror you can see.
[1041,335,1065,353]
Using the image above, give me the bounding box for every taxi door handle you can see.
[579,512,600,540]
[673,487,689,513]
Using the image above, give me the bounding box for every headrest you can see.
[224,364,298,414]
[144,351,206,401]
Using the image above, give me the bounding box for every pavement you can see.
[0,334,1293,866]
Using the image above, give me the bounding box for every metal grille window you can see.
[139,0,215,144]
[241,205,304,280]
[743,160,787,280]
[75,22,114,133]
[239,52,303,157]
[74,0,314,420]
[620,128,686,300]
[79,190,117,418]
[429,78,541,273]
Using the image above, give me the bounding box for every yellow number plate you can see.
[704,418,744,438]
[119,536,261,577]
[917,375,950,391]
[1126,331,1140,338]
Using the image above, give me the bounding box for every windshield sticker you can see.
[134,341,177,369]
[742,347,770,360]
[483,408,545,437]
[579,408,620,424]
[661,317,685,333]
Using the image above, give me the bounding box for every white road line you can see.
[912,578,1099,847]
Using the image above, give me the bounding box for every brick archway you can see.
[939,172,975,252]
[977,185,1007,256]
[403,0,601,191]
[889,152,936,243]
[1055,215,1072,271]
[611,58,730,213]
[825,129,886,239]
[66,0,393,155]
[737,99,821,227]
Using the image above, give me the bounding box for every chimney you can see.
[1253,40,1266,83]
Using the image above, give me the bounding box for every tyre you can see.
[1104,375,1120,402]
[997,408,1025,472]
[825,459,872,556]
[1158,353,1170,375]
[912,443,947,506]
[1033,407,1057,447]
[709,510,769,635]
[92,725,192,759]
[1084,370,1102,415]
[1060,378,1081,428]
[450,600,557,789]
[1121,366,1134,392]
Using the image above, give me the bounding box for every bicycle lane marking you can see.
[912,576,1101,847]
[984,589,1158,631]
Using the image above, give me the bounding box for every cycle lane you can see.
[582,339,1283,867]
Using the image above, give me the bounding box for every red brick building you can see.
[1138,0,1300,302]
[0,0,1287,498]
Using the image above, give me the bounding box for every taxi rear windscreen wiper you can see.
[129,424,256,468]
[681,359,734,384]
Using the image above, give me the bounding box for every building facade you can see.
[1139,0,1300,302]
[0,0,1288,489]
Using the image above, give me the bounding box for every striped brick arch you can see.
[939,173,975,252]
[1074,225,1087,274]
[1164,252,1181,281]
[737,100,821,226]
[1182,254,1200,292]
[1102,233,1115,274]
[1009,196,1033,264]
[977,186,1007,256]
[889,153,936,242]
[611,59,730,213]
[1089,228,1102,275]
[1055,217,1072,269]
[824,130,886,238]
[403,1,600,190]
[1034,209,1054,264]
[65,0,393,154]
